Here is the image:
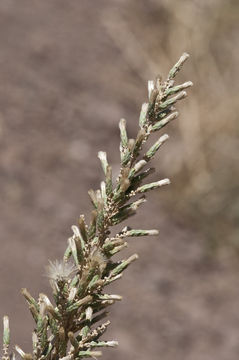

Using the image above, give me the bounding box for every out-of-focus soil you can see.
[0,1,239,360]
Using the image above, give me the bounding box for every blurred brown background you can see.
[0,1,238,359]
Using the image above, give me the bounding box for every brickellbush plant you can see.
[1,53,192,360]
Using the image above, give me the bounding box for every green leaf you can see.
[136,178,170,193]
[145,134,169,160]
[3,316,10,345]
[110,254,138,277]
[168,52,189,80]
[151,112,178,132]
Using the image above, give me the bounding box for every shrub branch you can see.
[1,53,192,360]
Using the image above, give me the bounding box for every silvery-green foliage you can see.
[1,53,192,360]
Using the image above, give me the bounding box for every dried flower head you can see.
[89,248,107,274]
[46,260,77,282]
